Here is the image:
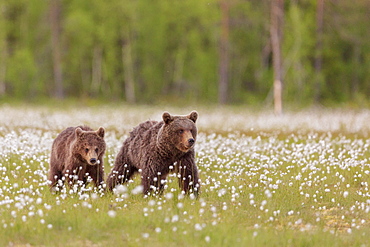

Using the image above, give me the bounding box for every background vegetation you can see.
[0,0,369,107]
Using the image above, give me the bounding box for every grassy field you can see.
[1,105,370,246]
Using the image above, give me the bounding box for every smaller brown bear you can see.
[48,126,106,191]
[107,111,200,196]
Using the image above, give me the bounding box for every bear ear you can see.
[188,111,198,123]
[96,127,105,138]
[162,112,174,124]
[75,127,84,138]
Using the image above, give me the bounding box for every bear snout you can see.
[90,158,97,164]
[188,138,195,146]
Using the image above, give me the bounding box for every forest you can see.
[0,0,369,106]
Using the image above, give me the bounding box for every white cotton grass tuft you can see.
[205,236,211,243]
[114,185,128,195]
[343,191,349,198]
[108,210,117,218]
[1,106,370,243]
[165,192,173,200]
[194,223,202,231]
[131,185,143,195]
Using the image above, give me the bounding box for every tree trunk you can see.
[0,3,6,96]
[351,45,360,99]
[0,38,6,96]
[173,40,186,95]
[218,0,229,105]
[50,0,64,99]
[91,46,102,96]
[122,35,136,104]
[314,0,324,103]
[270,0,284,115]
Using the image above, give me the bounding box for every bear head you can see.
[159,111,198,153]
[74,127,106,165]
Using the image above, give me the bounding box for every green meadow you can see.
[1,105,370,246]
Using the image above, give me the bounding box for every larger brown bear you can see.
[48,126,106,191]
[107,111,200,196]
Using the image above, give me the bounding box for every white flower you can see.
[131,185,143,195]
[36,198,42,204]
[91,193,99,200]
[218,188,227,197]
[171,215,179,222]
[148,200,155,206]
[37,209,44,217]
[114,185,128,195]
[195,223,202,231]
[205,236,211,243]
[343,191,349,198]
[165,193,173,201]
[108,210,117,218]
[264,189,272,198]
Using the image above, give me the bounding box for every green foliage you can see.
[0,0,369,105]
[283,2,316,104]
[6,47,38,97]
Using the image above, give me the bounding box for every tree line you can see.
[0,0,369,106]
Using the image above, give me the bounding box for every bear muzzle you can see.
[188,138,195,146]
[88,158,100,165]
[183,138,195,150]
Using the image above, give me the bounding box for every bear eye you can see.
[85,148,89,153]
[178,129,184,134]
[95,148,99,153]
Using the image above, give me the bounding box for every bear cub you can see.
[107,111,200,196]
[48,126,106,191]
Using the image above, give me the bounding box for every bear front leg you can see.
[106,171,118,191]
[177,152,200,196]
[64,162,86,188]
[48,168,63,190]
[48,154,64,190]
[141,168,166,196]
[86,163,104,188]
[107,146,139,191]
[107,162,138,191]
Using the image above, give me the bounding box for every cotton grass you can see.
[0,105,370,246]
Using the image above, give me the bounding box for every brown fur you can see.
[48,126,106,191]
[107,111,200,196]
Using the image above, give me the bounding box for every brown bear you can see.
[106,111,200,196]
[48,126,106,191]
